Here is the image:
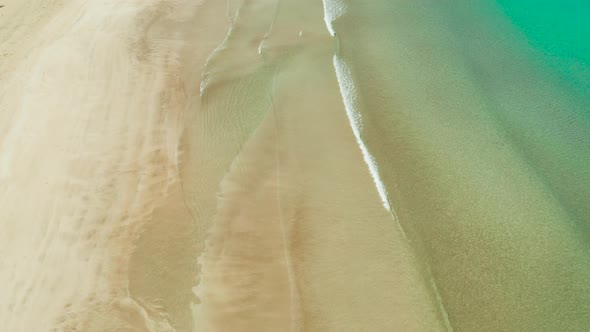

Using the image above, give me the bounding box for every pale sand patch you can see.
[0,0,219,330]
[0,0,67,78]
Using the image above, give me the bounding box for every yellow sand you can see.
[0,0,211,330]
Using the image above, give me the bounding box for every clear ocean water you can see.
[328,0,590,329]
[497,0,590,95]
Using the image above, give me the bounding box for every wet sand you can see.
[1,0,590,331]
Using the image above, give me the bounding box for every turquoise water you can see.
[497,0,590,94]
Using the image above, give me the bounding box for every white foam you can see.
[321,0,346,37]
[321,0,392,212]
[320,4,456,330]
[332,56,393,212]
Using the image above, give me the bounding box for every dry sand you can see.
[0,0,219,330]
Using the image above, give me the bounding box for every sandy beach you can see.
[0,0,218,330]
[2,0,590,331]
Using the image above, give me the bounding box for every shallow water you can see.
[182,0,590,330]
[328,1,590,330]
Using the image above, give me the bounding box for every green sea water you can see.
[497,0,590,95]
[330,0,590,330]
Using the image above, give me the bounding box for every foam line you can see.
[320,1,455,330]
[332,57,393,212]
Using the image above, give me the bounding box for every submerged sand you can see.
[1,0,590,331]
